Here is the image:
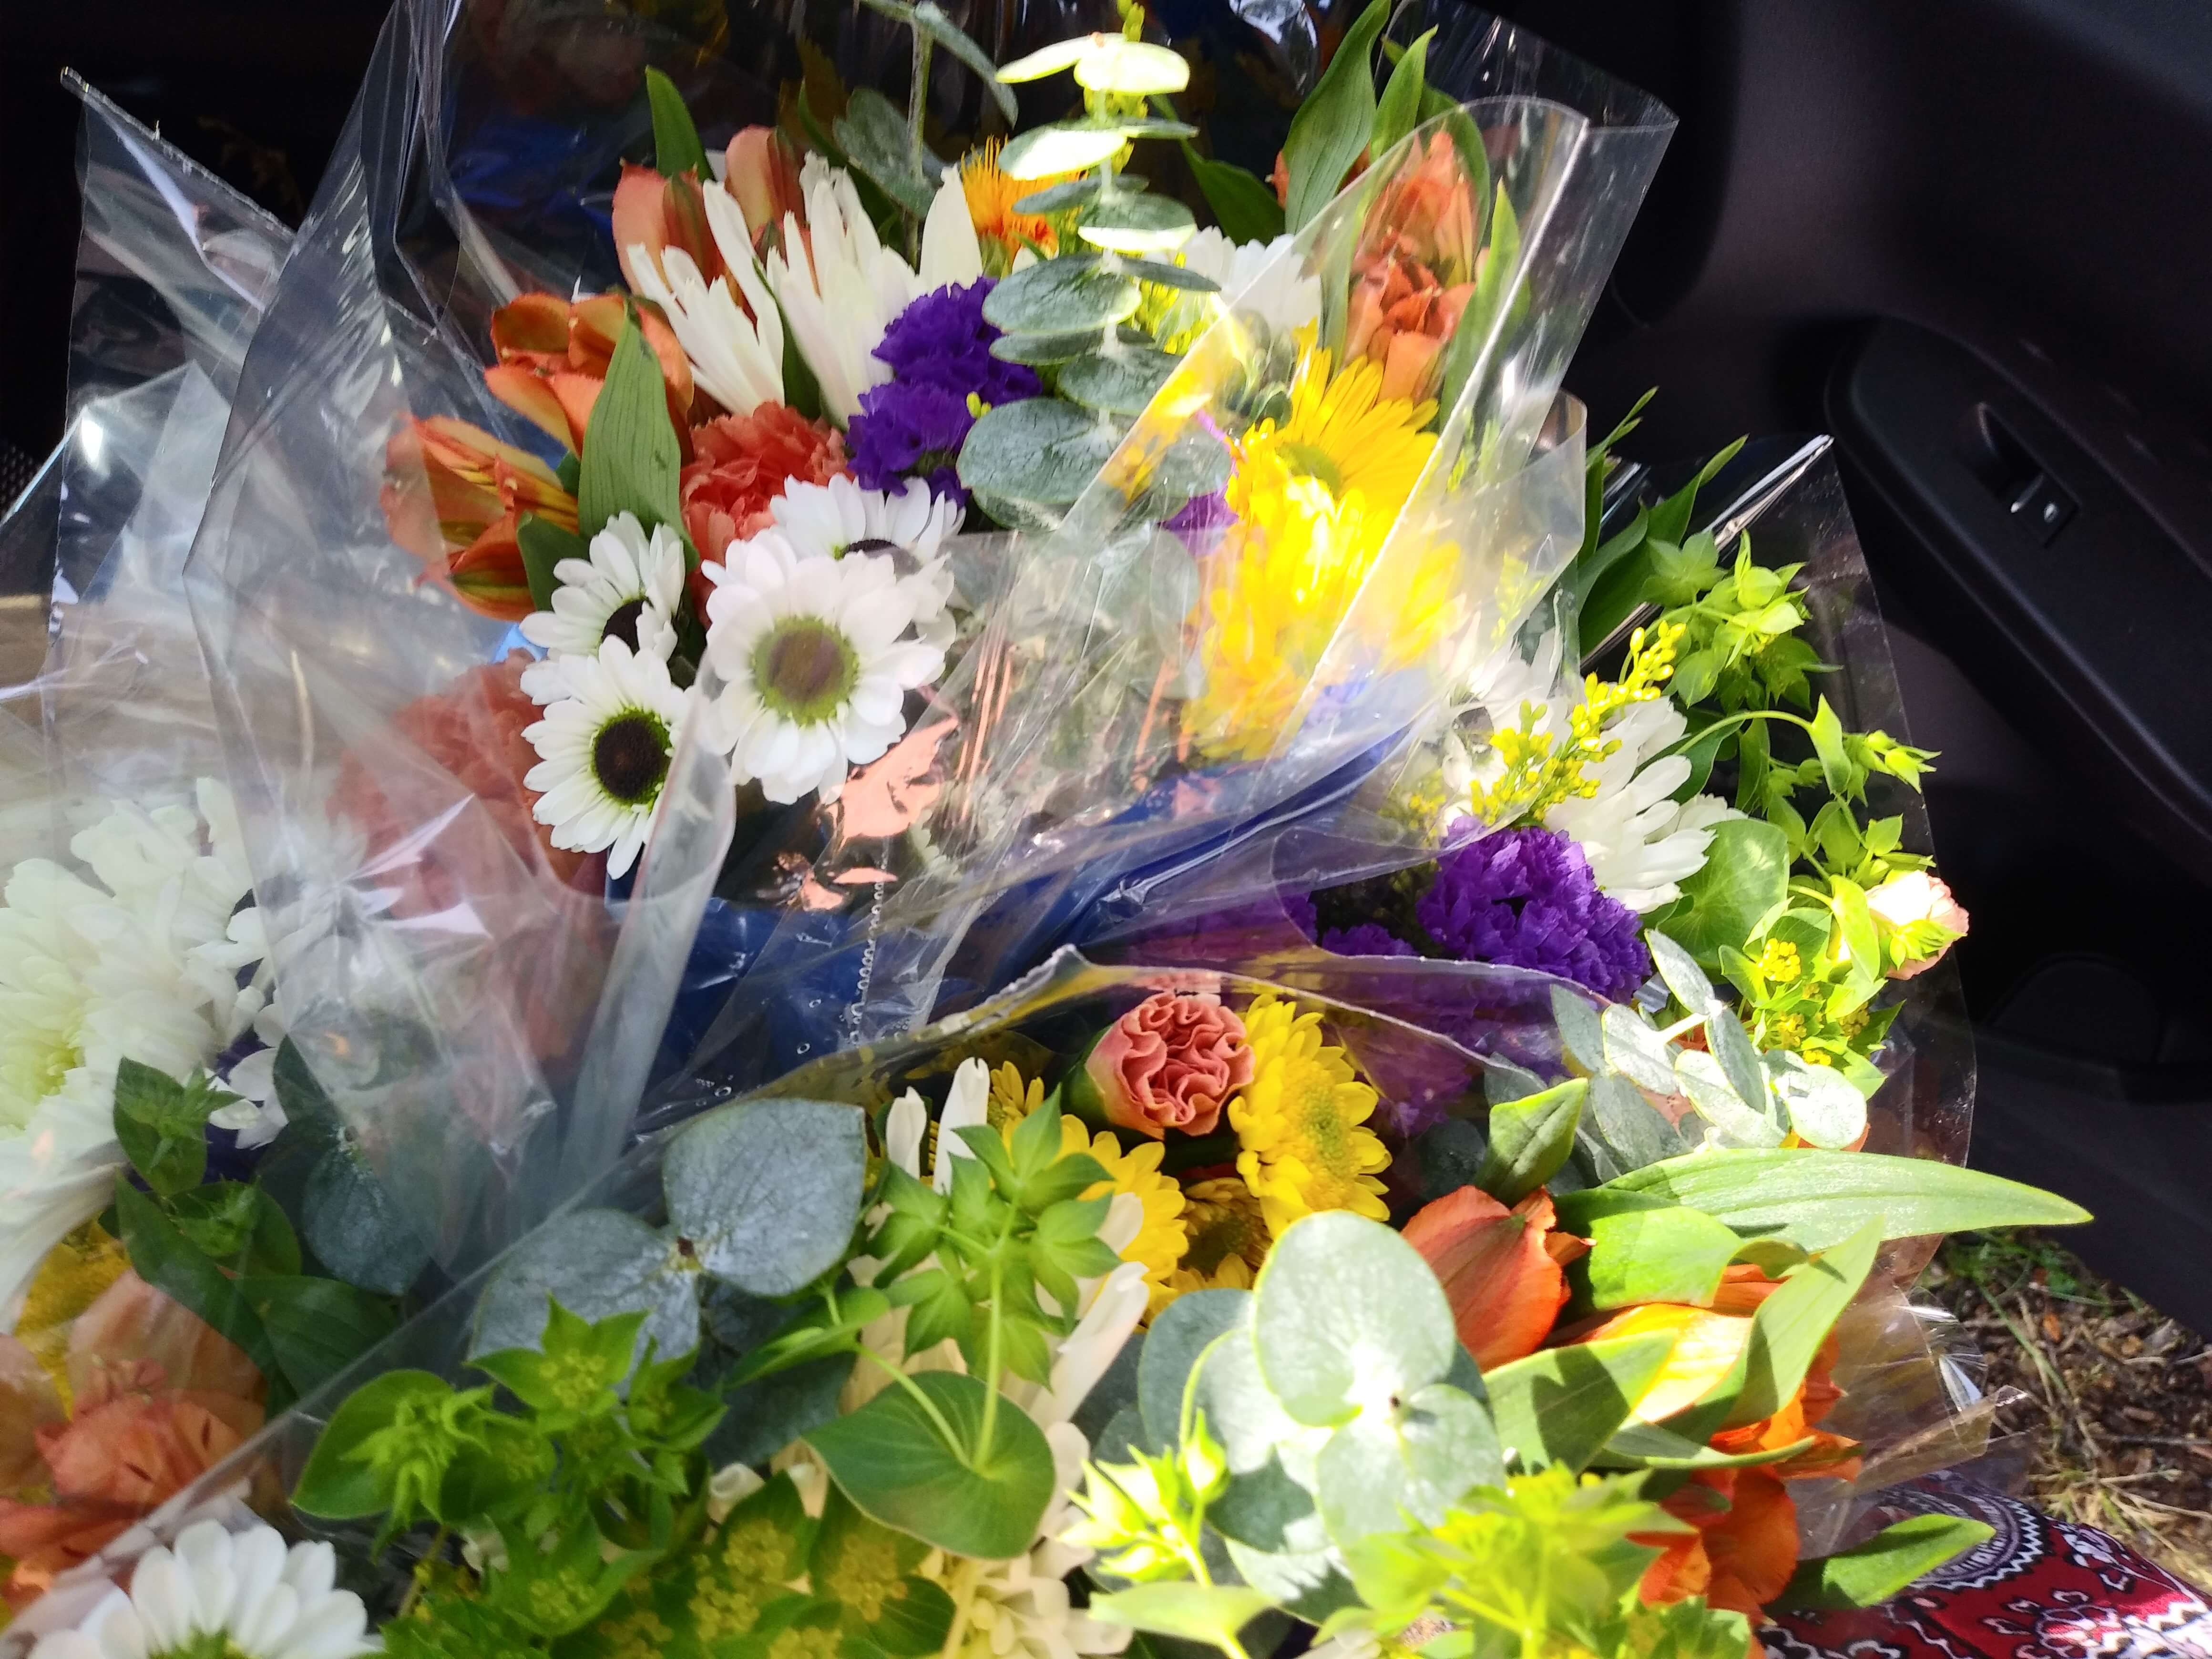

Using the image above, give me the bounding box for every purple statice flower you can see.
[1415,826,1649,1000]
[849,380,976,503]
[1164,490,1233,537]
[1319,921,1417,957]
[873,279,1041,407]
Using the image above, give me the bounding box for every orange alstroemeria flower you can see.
[385,415,579,620]
[1403,1187,1588,1369]
[485,290,695,453]
[611,128,799,288]
[1637,1466,1802,1624]
[1344,132,1481,405]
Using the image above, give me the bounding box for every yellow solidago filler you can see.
[1229,995,1390,1236]
[987,1061,1043,1136]
[1189,346,1444,760]
[1469,619,1685,825]
[960,141,1067,274]
[18,1220,130,1406]
[1061,1117,1189,1319]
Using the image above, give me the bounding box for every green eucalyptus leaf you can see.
[1073,36,1191,95]
[576,313,683,541]
[1115,256,1220,293]
[1555,1149,2092,1249]
[1179,143,1284,243]
[1014,177,1109,214]
[805,1369,1057,1559]
[1601,1006,1679,1097]
[1191,1322,1330,1553]
[1704,1005,1770,1125]
[1484,1333,1677,1472]
[1281,0,1389,230]
[1138,1289,1250,1449]
[1657,819,1792,970]
[1767,1055,1869,1149]
[1058,348,1179,417]
[1079,192,1198,255]
[1223,1538,1362,1623]
[1474,1077,1587,1205]
[959,398,1122,508]
[1550,985,1606,1075]
[644,67,713,179]
[996,37,1091,81]
[1674,1049,1784,1148]
[1254,1212,1455,1428]
[471,1208,696,1365]
[835,86,944,218]
[991,328,1111,365]
[1315,1382,1503,1546]
[707,1352,857,1471]
[1584,1073,1687,1173]
[1776,1515,1997,1611]
[983,256,1141,334]
[1645,931,1716,1012]
[663,1098,866,1297]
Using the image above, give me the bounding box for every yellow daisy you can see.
[1062,1117,1189,1319]
[959,140,1067,275]
[1188,345,1450,760]
[1162,1176,1270,1301]
[1228,995,1391,1236]
[987,1060,1043,1136]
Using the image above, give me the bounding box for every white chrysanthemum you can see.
[522,636,689,878]
[1,782,265,1327]
[701,533,944,806]
[28,1519,376,1659]
[627,188,786,416]
[770,476,964,641]
[765,158,982,422]
[1178,227,1321,339]
[519,511,686,669]
[1440,630,1740,913]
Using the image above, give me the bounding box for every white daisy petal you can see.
[517,511,686,665]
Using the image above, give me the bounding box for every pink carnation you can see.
[1084,992,1254,1139]
[1866,870,1970,979]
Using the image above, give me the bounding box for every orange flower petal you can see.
[490,292,573,363]
[1701,1469,1800,1615]
[1573,1301,1755,1423]
[1403,1187,1575,1369]
[486,364,585,452]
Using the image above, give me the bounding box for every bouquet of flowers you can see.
[0,0,2100,1654]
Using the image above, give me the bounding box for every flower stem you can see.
[856,1344,971,1460]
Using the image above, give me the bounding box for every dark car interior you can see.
[7,0,2210,1322]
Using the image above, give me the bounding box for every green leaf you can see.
[1474,1077,1587,1205]
[114,1184,282,1384]
[1645,931,1716,1012]
[1000,122,1136,179]
[1550,986,1606,1076]
[1179,143,1284,243]
[836,86,943,219]
[1657,819,1792,969]
[1138,1289,1250,1449]
[167,1182,300,1277]
[1809,697,1854,799]
[1315,1382,1504,1546]
[471,1208,696,1366]
[991,328,1112,366]
[663,1098,866,1297]
[1078,192,1198,256]
[1014,176,1109,215]
[984,257,1142,334]
[1646,437,1746,548]
[1577,1205,1744,1312]
[1484,1333,1677,1472]
[1370,28,1434,160]
[1281,0,1389,231]
[1072,36,1191,95]
[1254,1212,1456,1428]
[1704,1005,1770,1125]
[1767,1054,1869,1149]
[806,1369,1057,1559]
[645,67,712,179]
[1583,1074,1687,1174]
[577,311,684,541]
[517,514,587,614]
[1601,1007,1678,1097]
[1598,1421,1817,1471]
[1057,348,1178,417]
[911,0,1018,123]
[1673,1049,1785,1149]
[1191,1322,1330,1553]
[1556,1148,2092,1250]
[293,1369,455,1519]
[1776,1515,1997,1610]
[248,1275,400,1402]
[958,398,1122,510]
[1724,1219,1880,1428]
[708,1351,856,1469]
[1116,256,1221,294]
[112,1059,221,1197]
[1089,1585,1276,1652]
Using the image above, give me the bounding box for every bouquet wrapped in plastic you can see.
[8,952,2084,1657]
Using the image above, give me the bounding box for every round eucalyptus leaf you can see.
[1223,1538,1362,1624]
[1072,37,1192,95]
[471,1208,697,1362]
[983,257,1141,335]
[1058,348,1179,417]
[1000,123,1130,178]
[664,1097,867,1297]
[997,36,1090,82]
[1139,1289,1252,1448]
[1191,1321,1313,1480]
[1013,177,1109,215]
[1315,1382,1504,1547]
[959,398,1122,508]
[1586,1072,1686,1172]
[1253,1212,1456,1428]
[991,328,1108,366]
[969,487,1064,533]
[1768,1055,1869,1149]
[1674,1049,1786,1148]
[1078,193,1198,255]
[1114,256,1221,293]
[1601,1005,1679,1096]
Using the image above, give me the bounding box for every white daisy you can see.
[701,532,945,806]
[765,158,983,423]
[522,636,690,879]
[1177,227,1321,340]
[771,476,964,641]
[518,511,685,669]
[626,186,786,416]
[29,1519,376,1659]
[1,784,264,1328]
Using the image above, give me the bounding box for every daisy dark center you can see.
[592,709,672,806]
[753,617,860,725]
[845,536,922,578]
[601,597,646,652]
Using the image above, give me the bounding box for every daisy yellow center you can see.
[0,1025,82,1131]
[753,617,860,725]
[593,710,673,806]
[602,597,646,652]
